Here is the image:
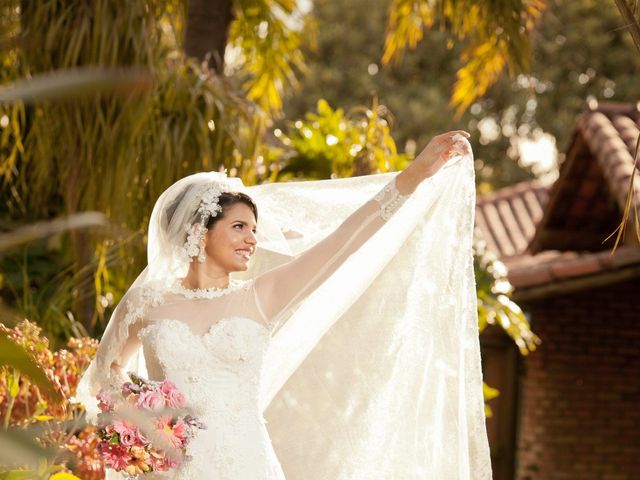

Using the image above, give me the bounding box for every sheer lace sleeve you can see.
[254,175,410,329]
[75,286,160,420]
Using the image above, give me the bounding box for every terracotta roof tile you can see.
[476,101,640,295]
[548,256,602,278]
[506,265,554,288]
[612,115,640,154]
[528,102,640,253]
[504,246,640,290]
[609,245,640,268]
[476,180,549,259]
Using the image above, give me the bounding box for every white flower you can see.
[181,181,233,262]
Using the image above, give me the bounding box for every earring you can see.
[183,223,208,264]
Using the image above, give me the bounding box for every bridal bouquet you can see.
[95,373,205,477]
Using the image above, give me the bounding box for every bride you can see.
[76,130,492,479]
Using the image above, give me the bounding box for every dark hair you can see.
[206,192,258,229]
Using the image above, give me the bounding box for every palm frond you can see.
[230,0,307,115]
[382,0,545,114]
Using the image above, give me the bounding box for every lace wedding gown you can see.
[76,149,493,480]
[134,280,284,479]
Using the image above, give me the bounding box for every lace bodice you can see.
[138,317,270,420]
[136,315,282,479]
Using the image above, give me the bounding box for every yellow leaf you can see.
[49,474,82,480]
[451,40,508,117]
[483,382,500,401]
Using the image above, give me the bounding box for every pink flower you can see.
[149,450,178,472]
[154,415,186,449]
[112,419,139,447]
[134,427,149,447]
[96,388,114,412]
[136,389,166,412]
[167,389,186,408]
[161,382,187,409]
[98,442,132,471]
[171,419,188,446]
[160,380,177,395]
[95,375,205,475]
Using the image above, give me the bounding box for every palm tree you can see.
[185,0,235,72]
[1,0,260,333]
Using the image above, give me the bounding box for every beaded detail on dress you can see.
[372,177,410,221]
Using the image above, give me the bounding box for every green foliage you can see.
[473,234,540,413]
[0,0,266,335]
[474,236,540,355]
[277,98,409,180]
[0,215,106,478]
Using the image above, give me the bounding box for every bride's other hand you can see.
[414,130,471,178]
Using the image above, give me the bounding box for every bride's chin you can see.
[230,262,249,272]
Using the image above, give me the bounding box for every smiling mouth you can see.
[235,249,253,260]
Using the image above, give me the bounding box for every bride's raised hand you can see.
[395,130,471,195]
[414,130,471,178]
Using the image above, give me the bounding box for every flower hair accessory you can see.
[183,180,233,263]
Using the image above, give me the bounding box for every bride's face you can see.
[204,203,257,272]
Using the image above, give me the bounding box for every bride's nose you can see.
[245,230,257,245]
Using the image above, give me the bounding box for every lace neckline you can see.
[169,278,251,299]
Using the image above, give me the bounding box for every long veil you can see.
[241,148,491,479]
[76,144,491,479]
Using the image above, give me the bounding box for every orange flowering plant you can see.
[0,320,104,479]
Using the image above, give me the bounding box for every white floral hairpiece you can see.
[182,181,233,264]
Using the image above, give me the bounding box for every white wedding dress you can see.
[76,146,493,480]
[135,280,284,479]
